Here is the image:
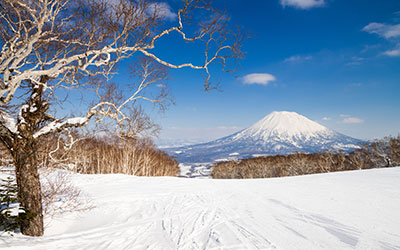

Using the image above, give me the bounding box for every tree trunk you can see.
[13,137,44,236]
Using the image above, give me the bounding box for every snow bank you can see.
[1,168,400,249]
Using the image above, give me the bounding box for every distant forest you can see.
[2,135,399,180]
[212,136,400,179]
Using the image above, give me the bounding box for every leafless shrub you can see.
[40,169,94,222]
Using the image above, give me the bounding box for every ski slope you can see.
[1,168,400,250]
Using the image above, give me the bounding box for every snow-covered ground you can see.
[1,168,400,250]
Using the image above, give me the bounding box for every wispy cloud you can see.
[339,114,364,124]
[284,55,313,63]
[280,0,325,9]
[346,56,369,66]
[157,83,167,88]
[105,0,176,21]
[361,44,381,53]
[362,22,400,39]
[147,2,177,21]
[348,82,363,87]
[362,22,400,57]
[342,117,364,124]
[322,117,331,121]
[383,48,400,57]
[216,126,242,130]
[242,73,276,86]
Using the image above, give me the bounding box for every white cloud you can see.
[284,55,312,63]
[280,0,325,9]
[341,117,364,124]
[383,48,400,57]
[322,117,331,121]
[242,73,276,86]
[363,22,400,57]
[338,114,364,124]
[362,22,400,39]
[156,83,167,88]
[147,2,177,21]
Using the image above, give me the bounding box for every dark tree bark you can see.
[13,137,43,236]
[10,82,49,236]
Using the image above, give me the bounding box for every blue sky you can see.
[122,0,400,144]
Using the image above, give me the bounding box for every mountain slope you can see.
[167,111,363,164]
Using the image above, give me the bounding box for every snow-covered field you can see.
[1,168,400,250]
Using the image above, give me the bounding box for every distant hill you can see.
[166,111,364,164]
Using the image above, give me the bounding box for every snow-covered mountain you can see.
[167,111,364,164]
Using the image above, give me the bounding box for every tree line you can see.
[1,134,179,177]
[212,136,400,179]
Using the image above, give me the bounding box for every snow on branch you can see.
[0,111,17,134]
[33,117,88,139]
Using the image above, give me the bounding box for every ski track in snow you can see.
[1,168,400,250]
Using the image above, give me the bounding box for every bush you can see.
[40,169,94,221]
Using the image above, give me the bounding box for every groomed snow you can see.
[2,168,400,250]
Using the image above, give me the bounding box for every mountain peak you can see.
[167,111,363,164]
[235,111,329,140]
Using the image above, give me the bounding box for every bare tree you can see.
[369,137,400,168]
[388,136,400,166]
[0,0,243,236]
